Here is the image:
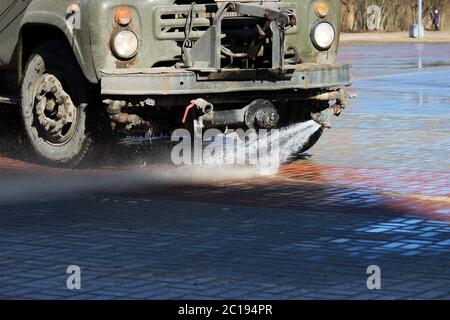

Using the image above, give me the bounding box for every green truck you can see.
[0,0,351,166]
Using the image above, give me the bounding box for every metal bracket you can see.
[180,1,295,72]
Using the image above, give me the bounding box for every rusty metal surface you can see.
[101,63,351,95]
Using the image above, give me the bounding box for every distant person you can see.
[433,10,440,31]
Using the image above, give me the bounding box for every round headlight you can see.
[111,30,139,60]
[311,21,335,51]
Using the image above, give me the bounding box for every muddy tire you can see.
[21,40,98,167]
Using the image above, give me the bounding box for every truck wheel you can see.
[21,40,98,167]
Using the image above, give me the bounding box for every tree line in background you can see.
[341,0,449,32]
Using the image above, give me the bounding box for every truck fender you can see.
[20,2,98,84]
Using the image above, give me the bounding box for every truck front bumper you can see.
[100,63,351,96]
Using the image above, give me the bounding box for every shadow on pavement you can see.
[0,105,29,161]
[0,190,448,300]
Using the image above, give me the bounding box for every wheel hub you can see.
[34,74,78,144]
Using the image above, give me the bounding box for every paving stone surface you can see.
[0,44,449,299]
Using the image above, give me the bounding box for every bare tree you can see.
[341,0,449,32]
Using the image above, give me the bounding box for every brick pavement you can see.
[0,43,449,300]
[0,179,448,299]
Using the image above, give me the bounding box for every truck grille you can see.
[155,3,297,41]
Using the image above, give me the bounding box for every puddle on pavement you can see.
[0,121,322,203]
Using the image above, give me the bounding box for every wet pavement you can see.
[0,43,449,299]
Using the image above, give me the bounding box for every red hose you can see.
[182,100,197,124]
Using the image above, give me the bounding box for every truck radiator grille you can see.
[155,4,297,41]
